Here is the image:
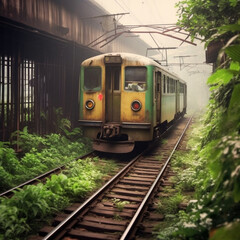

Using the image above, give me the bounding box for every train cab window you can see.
[125,66,146,92]
[84,67,101,91]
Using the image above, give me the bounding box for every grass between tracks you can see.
[0,127,117,239]
[154,112,240,240]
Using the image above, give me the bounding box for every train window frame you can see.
[124,66,147,92]
[83,66,102,92]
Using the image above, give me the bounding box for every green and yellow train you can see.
[79,53,187,153]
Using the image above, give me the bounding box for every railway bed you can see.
[30,116,192,240]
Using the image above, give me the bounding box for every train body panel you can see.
[161,94,176,123]
[79,53,186,153]
[121,92,146,122]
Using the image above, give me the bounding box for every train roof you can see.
[82,52,186,84]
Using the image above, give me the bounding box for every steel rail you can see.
[42,147,150,240]
[0,151,94,198]
[120,116,192,240]
[42,117,189,240]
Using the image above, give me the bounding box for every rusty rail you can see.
[41,117,192,240]
[120,116,192,239]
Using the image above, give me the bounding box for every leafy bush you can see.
[0,126,91,192]
[156,20,240,240]
[0,157,116,239]
[0,142,26,190]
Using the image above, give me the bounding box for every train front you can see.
[79,53,153,153]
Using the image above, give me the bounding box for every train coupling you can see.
[94,123,135,153]
[93,139,135,153]
[102,124,120,138]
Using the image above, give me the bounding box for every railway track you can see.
[33,116,192,240]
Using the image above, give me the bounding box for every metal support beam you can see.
[146,47,177,66]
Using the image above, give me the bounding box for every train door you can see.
[105,66,121,122]
[155,71,161,123]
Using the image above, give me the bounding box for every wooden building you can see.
[0,0,150,140]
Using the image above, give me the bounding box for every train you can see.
[78,53,187,153]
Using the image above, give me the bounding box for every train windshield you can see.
[84,67,101,91]
[125,67,147,92]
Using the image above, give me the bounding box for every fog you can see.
[166,44,212,113]
[93,0,213,113]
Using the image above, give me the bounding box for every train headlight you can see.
[85,99,95,110]
[131,100,142,112]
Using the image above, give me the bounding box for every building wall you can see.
[0,0,150,141]
[0,0,149,54]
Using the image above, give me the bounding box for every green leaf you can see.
[229,83,240,106]
[225,45,240,62]
[229,0,238,7]
[219,24,240,32]
[207,69,234,86]
[230,61,240,71]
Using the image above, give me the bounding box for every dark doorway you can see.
[105,66,121,122]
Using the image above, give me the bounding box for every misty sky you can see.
[93,0,212,111]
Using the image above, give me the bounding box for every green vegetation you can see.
[158,192,184,215]
[0,126,91,192]
[155,2,240,237]
[176,0,240,41]
[112,198,130,211]
[0,158,116,239]
[0,113,118,239]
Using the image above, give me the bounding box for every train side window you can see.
[173,80,176,93]
[156,72,161,92]
[125,66,147,92]
[179,83,184,93]
[167,77,170,93]
[170,78,175,93]
[84,67,101,91]
[163,75,166,93]
[169,78,172,93]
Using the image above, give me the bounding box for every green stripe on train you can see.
[145,65,154,123]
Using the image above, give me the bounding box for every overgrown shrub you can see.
[0,157,116,239]
[156,20,240,240]
[0,126,91,193]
